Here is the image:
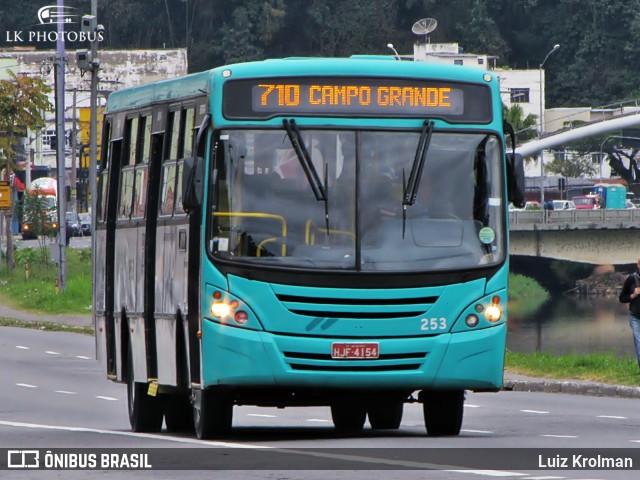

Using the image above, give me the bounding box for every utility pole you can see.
[55,0,68,292]
[70,88,77,211]
[88,0,100,326]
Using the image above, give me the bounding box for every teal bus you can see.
[94,56,525,439]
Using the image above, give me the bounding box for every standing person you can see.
[619,258,640,377]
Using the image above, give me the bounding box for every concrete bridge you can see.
[509,210,640,264]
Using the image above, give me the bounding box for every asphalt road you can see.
[1,326,640,480]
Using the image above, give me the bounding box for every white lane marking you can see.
[95,396,118,401]
[306,418,331,422]
[0,420,532,477]
[541,434,577,438]
[597,415,627,419]
[76,355,91,360]
[446,470,526,477]
[521,476,566,479]
[521,409,549,414]
[55,391,77,395]
[15,345,29,350]
[45,351,60,356]
[462,429,494,434]
[247,414,276,418]
[465,404,481,408]
[16,383,37,388]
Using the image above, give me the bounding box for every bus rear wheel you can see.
[367,401,404,430]
[421,389,464,436]
[331,402,366,433]
[126,351,163,432]
[192,388,233,439]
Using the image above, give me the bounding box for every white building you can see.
[0,47,188,174]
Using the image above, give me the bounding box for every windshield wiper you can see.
[403,120,434,207]
[401,120,434,238]
[283,119,330,233]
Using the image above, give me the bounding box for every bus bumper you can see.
[200,320,506,391]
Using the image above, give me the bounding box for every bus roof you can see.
[105,57,497,114]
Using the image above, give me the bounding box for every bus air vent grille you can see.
[275,294,437,320]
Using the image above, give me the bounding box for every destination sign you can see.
[223,77,492,122]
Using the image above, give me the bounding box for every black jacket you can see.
[619,271,640,316]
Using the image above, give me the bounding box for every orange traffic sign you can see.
[0,181,11,210]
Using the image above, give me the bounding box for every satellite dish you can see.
[412,18,438,36]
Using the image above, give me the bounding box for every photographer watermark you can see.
[5,5,104,44]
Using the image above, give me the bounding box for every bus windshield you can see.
[208,129,505,272]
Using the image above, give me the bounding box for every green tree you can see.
[504,103,538,145]
[0,71,51,270]
[18,187,57,262]
[543,151,598,178]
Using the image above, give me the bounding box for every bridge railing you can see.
[509,209,640,230]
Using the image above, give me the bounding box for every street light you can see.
[599,135,640,179]
[386,43,401,61]
[538,44,560,207]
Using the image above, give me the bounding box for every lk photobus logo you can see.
[5,5,105,44]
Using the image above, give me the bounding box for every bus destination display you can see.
[223,77,492,122]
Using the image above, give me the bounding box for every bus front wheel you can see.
[421,390,464,436]
[192,388,233,439]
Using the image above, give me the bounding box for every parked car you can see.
[552,200,576,210]
[573,194,601,210]
[79,213,92,236]
[626,200,636,209]
[66,211,82,237]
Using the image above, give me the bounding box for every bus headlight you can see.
[211,302,231,318]
[484,304,502,322]
[210,290,250,326]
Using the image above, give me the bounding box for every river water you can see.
[506,295,637,358]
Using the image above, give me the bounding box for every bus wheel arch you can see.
[124,310,164,433]
[164,310,195,433]
[126,347,164,432]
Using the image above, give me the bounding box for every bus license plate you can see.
[331,342,379,359]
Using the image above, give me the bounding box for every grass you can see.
[0,247,92,315]
[506,350,639,386]
[0,317,93,335]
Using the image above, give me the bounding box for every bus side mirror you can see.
[506,153,525,209]
[182,156,205,213]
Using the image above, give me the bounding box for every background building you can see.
[0,47,188,210]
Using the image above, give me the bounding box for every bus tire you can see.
[368,401,403,430]
[330,403,366,433]
[421,390,464,436]
[126,346,164,433]
[164,393,194,433]
[192,388,233,439]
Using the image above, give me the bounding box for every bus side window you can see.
[127,117,139,166]
[169,110,182,160]
[118,169,134,219]
[183,108,195,158]
[174,161,185,215]
[132,115,151,218]
[132,167,148,218]
[97,119,112,223]
[160,163,177,216]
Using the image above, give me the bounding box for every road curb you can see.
[503,377,640,399]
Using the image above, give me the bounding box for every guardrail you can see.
[509,209,640,231]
